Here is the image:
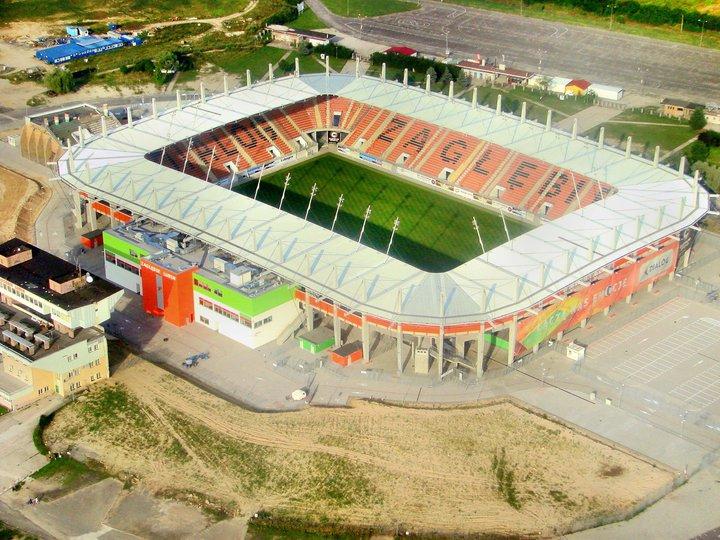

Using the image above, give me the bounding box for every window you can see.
[105,252,116,264]
[199,315,209,325]
[199,297,213,309]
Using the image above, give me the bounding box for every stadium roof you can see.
[55,73,709,326]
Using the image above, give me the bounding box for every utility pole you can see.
[471,217,485,254]
[356,205,372,250]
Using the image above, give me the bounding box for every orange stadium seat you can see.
[458,144,510,193]
[418,132,476,178]
[386,119,440,167]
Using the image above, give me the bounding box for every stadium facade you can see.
[53,63,709,375]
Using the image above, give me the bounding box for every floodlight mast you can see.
[159,145,166,167]
[181,138,193,174]
[253,163,266,200]
[356,205,372,250]
[278,173,291,211]
[228,154,241,191]
[386,217,400,256]
[204,145,216,183]
[472,216,485,254]
[500,210,511,244]
[304,182,318,221]
[331,194,344,232]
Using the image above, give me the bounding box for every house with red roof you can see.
[565,79,591,96]
[385,46,418,57]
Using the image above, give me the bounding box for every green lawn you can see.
[289,7,327,30]
[319,0,419,17]
[0,0,250,23]
[0,405,8,416]
[613,108,689,124]
[441,0,720,50]
[212,47,287,79]
[587,123,697,156]
[235,154,531,271]
[709,147,720,167]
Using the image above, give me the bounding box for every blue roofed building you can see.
[35,34,142,65]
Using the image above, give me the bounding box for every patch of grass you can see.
[442,0,720,50]
[0,69,45,85]
[0,519,34,540]
[275,52,324,77]
[491,447,521,509]
[31,456,107,487]
[0,0,251,24]
[587,122,696,156]
[709,146,720,167]
[236,154,532,271]
[320,0,418,17]
[212,46,287,79]
[289,7,327,30]
[614,108,689,124]
[0,405,8,416]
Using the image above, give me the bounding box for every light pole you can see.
[699,18,707,47]
[607,1,617,30]
[443,28,450,57]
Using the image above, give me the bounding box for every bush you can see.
[685,141,710,165]
[698,130,720,147]
[33,412,55,456]
[369,52,460,81]
[313,43,354,60]
[689,108,707,131]
[43,69,76,94]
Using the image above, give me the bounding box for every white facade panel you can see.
[103,259,141,294]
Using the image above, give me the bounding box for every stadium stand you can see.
[148,96,614,220]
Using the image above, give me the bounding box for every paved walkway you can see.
[554,105,625,134]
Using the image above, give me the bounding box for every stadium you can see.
[54,61,709,376]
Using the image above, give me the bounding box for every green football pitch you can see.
[234,154,533,272]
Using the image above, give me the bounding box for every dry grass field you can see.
[0,165,50,242]
[44,356,675,537]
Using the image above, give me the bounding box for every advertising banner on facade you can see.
[516,240,678,353]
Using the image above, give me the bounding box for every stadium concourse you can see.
[53,60,709,378]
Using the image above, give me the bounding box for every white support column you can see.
[295,56,300,77]
[598,126,605,149]
[626,293,633,304]
[477,324,486,375]
[520,101,527,123]
[495,94,502,115]
[109,203,119,228]
[176,89,182,110]
[425,73,431,93]
[151,97,157,118]
[305,291,314,330]
[86,199,97,229]
[381,62,386,81]
[448,80,454,100]
[72,191,83,229]
[268,63,274,82]
[246,69,252,87]
[625,136,632,158]
[355,56,360,78]
[200,82,206,103]
[396,324,403,373]
[437,326,445,376]
[471,87,478,109]
[647,280,655,292]
[362,313,370,363]
[693,170,700,207]
[325,55,330,77]
[100,116,107,137]
[333,303,341,346]
[507,315,518,366]
[545,109,552,132]
[678,156,686,178]
[603,305,611,316]
[683,248,691,268]
[223,75,229,95]
[653,145,661,167]
[571,118,578,139]
[403,68,408,87]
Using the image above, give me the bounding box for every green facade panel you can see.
[193,273,296,318]
[298,335,335,354]
[102,231,150,264]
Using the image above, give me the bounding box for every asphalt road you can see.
[307,0,720,104]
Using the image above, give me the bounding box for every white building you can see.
[588,83,624,101]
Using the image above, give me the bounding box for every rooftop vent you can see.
[0,245,32,268]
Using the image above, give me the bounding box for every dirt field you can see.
[0,165,51,243]
[44,355,675,537]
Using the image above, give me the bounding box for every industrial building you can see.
[53,64,709,377]
[35,34,142,65]
[0,239,123,410]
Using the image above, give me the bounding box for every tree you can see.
[43,69,75,94]
[685,140,710,164]
[426,67,437,85]
[440,67,453,86]
[298,40,313,56]
[689,107,707,131]
[154,51,180,85]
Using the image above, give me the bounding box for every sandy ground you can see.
[0,165,51,243]
[44,355,675,537]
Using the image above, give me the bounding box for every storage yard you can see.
[44,356,675,537]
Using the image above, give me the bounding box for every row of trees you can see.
[525,0,720,32]
[369,52,462,81]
